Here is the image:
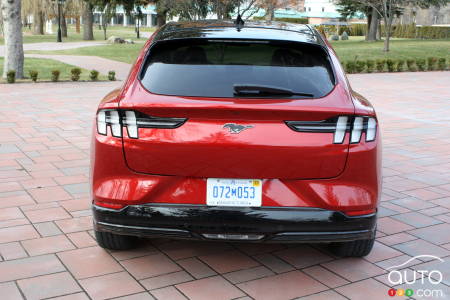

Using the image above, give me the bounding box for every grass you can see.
[0,25,154,45]
[25,36,450,66]
[331,36,450,62]
[0,57,107,83]
[28,43,145,64]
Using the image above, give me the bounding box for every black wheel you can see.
[329,237,375,257]
[95,230,138,250]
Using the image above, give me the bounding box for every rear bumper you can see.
[93,204,377,243]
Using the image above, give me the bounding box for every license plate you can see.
[206,178,262,207]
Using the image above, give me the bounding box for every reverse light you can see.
[286,115,377,144]
[96,109,187,139]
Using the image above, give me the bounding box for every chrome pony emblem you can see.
[223,123,254,134]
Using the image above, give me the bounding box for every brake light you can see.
[285,115,377,144]
[96,109,187,139]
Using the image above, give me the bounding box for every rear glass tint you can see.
[140,39,335,98]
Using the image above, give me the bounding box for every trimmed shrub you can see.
[437,58,447,71]
[108,71,116,81]
[366,60,375,73]
[331,34,339,41]
[355,60,366,73]
[29,70,38,82]
[341,31,349,40]
[406,59,417,72]
[71,68,82,81]
[89,70,99,81]
[427,57,438,71]
[386,59,396,72]
[375,59,385,72]
[416,58,426,71]
[51,70,60,82]
[396,59,405,72]
[6,70,15,83]
[345,61,356,73]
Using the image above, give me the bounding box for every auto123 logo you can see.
[387,255,445,298]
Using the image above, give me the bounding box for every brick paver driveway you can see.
[0,72,449,300]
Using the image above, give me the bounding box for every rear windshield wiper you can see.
[233,84,314,98]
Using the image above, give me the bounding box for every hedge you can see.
[386,24,450,39]
[253,17,308,24]
[317,23,449,39]
[343,57,447,73]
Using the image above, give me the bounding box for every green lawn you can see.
[25,36,450,65]
[28,43,145,64]
[0,25,154,45]
[0,57,107,83]
[331,36,450,62]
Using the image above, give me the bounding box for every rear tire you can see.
[329,237,375,257]
[95,230,137,250]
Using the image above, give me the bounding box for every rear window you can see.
[140,39,335,98]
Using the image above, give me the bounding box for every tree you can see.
[367,0,447,51]
[336,0,447,51]
[82,0,94,40]
[1,0,24,79]
[93,0,118,39]
[336,0,381,41]
[21,0,47,35]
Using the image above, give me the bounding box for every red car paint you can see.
[90,24,381,217]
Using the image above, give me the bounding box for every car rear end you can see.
[91,22,380,256]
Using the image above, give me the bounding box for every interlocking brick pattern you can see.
[0,72,449,300]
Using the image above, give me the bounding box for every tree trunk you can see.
[265,3,275,21]
[1,0,24,79]
[367,7,379,41]
[102,23,107,40]
[383,15,393,51]
[33,9,44,35]
[61,12,67,37]
[75,16,80,33]
[156,12,166,28]
[365,11,372,41]
[377,19,381,40]
[82,2,94,40]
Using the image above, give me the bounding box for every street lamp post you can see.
[54,0,66,42]
[135,7,143,39]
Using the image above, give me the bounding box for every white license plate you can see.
[206,178,262,207]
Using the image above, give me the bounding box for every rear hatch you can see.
[120,38,354,179]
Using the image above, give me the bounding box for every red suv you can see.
[91,20,380,257]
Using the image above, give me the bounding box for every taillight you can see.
[96,109,187,139]
[285,115,377,144]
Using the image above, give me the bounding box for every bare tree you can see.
[82,0,94,40]
[1,0,24,78]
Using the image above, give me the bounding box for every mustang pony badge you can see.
[223,123,254,134]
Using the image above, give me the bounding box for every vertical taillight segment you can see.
[366,117,377,141]
[334,116,348,144]
[96,109,186,139]
[124,111,138,139]
[97,111,107,135]
[286,116,377,144]
[350,117,363,143]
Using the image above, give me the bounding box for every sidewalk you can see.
[0,41,105,56]
[0,72,449,300]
